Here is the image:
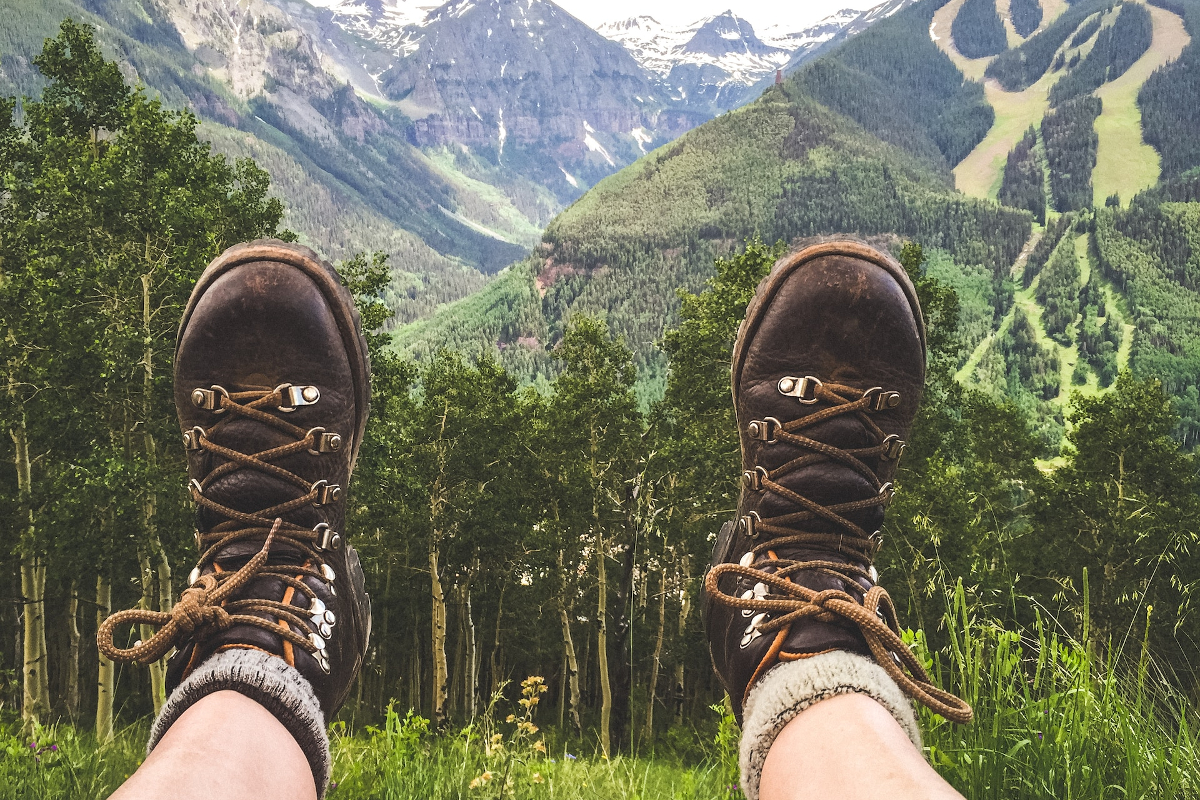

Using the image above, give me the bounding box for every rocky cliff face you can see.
[374,0,670,192]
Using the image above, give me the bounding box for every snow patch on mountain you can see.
[598,8,861,92]
[759,8,861,51]
[306,0,439,55]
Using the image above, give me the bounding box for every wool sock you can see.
[147,648,331,797]
[738,651,921,800]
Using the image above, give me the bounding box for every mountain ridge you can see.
[394,0,1200,448]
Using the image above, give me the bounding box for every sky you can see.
[555,0,883,32]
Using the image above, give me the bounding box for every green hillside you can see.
[791,0,995,171]
[392,0,1033,378]
[396,0,1200,457]
[395,63,1030,399]
[1096,177,1200,446]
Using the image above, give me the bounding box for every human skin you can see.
[113,675,959,800]
[110,690,317,800]
[759,693,963,800]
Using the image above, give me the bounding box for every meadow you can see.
[4,586,1198,800]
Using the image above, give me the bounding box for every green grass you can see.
[955,76,1055,201]
[6,587,1199,799]
[921,587,1200,798]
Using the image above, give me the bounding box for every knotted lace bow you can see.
[711,377,973,724]
[97,384,341,667]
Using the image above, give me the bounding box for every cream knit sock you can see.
[738,651,922,800]
[147,648,331,797]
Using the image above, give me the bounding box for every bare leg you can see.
[111,690,317,800]
[759,693,962,800]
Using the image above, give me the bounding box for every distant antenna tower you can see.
[775,69,783,85]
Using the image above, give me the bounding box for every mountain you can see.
[395,0,1200,452]
[598,8,861,112]
[290,0,699,197]
[393,28,1031,388]
[0,0,682,330]
[301,0,438,57]
[0,0,530,322]
[373,0,678,194]
[760,9,864,51]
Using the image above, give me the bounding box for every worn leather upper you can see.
[705,240,926,721]
[166,240,372,716]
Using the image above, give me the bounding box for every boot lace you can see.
[97,384,342,672]
[705,376,973,724]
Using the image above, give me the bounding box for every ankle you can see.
[148,648,330,796]
[759,692,959,800]
[740,652,921,800]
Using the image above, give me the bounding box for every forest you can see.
[1042,96,1102,213]
[6,9,1200,800]
[952,0,1009,59]
[1047,2,1152,106]
[793,0,994,170]
[1140,0,1200,178]
[1009,0,1044,36]
[986,0,1114,90]
[997,127,1046,223]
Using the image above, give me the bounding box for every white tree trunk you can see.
[597,534,612,757]
[96,575,114,742]
[643,569,667,742]
[66,583,81,719]
[430,545,449,726]
[14,415,49,724]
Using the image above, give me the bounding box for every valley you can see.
[393,0,1200,451]
[1,0,1197,450]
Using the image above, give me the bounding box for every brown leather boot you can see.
[98,240,372,718]
[704,239,971,725]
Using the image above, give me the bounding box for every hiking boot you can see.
[98,239,372,717]
[704,239,971,724]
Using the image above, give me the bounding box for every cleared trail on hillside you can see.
[932,0,1069,198]
[957,230,1133,404]
[956,227,1042,383]
[1092,2,1189,206]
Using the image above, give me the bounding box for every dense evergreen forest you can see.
[952,0,1010,58]
[1069,15,1103,48]
[1042,96,1102,212]
[1048,2,1152,106]
[1076,270,1123,386]
[793,0,994,170]
[1035,232,1083,341]
[987,0,1114,90]
[1023,215,1075,288]
[1139,0,1200,178]
[998,127,1047,223]
[1010,0,1044,36]
[998,306,1063,402]
[1095,187,1200,446]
